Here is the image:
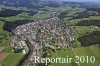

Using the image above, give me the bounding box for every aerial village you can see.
[11,17,75,66]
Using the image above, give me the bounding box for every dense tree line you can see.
[0,8,38,17]
[59,10,97,20]
[59,11,87,19]
[58,11,69,19]
[72,11,97,19]
[86,8,100,15]
[59,7,100,20]
[0,8,23,17]
[75,20,100,26]
[27,11,38,16]
[78,31,100,46]
[3,20,33,32]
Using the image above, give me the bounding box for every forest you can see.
[78,31,100,46]
[76,20,100,26]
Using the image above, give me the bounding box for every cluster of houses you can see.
[11,17,75,66]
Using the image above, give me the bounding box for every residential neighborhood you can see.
[11,17,75,66]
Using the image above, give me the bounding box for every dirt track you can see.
[0,46,7,61]
[0,46,5,53]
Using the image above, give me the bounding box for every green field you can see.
[73,45,100,66]
[49,45,100,66]
[48,48,76,66]
[2,53,24,66]
[63,16,100,25]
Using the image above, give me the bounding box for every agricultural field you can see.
[62,16,100,25]
[2,53,24,66]
[49,45,100,66]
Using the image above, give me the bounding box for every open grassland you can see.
[2,53,24,66]
[48,48,76,66]
[0,21,10,35]
[63,16,100,25]
[66,8,86,17]
[75,26,100,35]
[73,45,100,66]
[0,12,52,22]
[49,45,100,66]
